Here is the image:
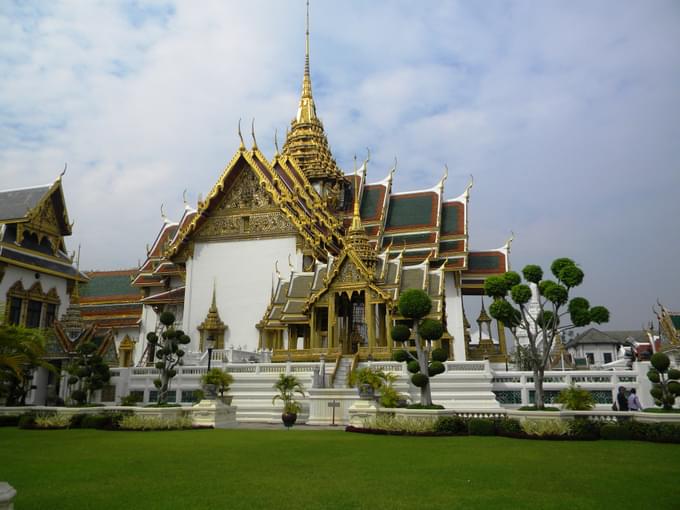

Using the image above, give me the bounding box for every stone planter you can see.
[203,384,218,399]
[218,395,233,406]
[282,412,298,428]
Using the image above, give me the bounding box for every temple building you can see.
[128,11,512,367]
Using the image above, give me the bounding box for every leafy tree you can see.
[0,325,52,405]
[391,289,447,407]
[146,312,190,404]
[647,352,680,410]
[66,341,111,405]
[484,259,609,409]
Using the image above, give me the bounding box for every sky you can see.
[1,0,679,331]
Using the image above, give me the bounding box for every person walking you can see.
[627,388,642,411]
[616,386,629,411]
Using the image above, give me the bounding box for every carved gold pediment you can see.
[194,167,296,242]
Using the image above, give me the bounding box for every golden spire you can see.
[282,0,342,183]
[297,0,317,123]
[346,156,377,271]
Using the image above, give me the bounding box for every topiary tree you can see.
[391,289,447,407]
[66,341,111,405]
[146,312,191,405]
[647,352,680,410]
[484,258,609,409]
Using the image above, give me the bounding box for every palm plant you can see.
[0,325,52,405]
[272,373,305,415]
[201,368,234,398]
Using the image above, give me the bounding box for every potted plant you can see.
[201,368,234,404]
[349,367,394,400]
[272,374,305,428]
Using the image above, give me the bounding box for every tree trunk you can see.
[534,368,545,409]
[159,369,170,404]
[413,322,433,406]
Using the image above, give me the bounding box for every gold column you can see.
[310,308,317,349]
[328,292,336,351]
[385,306,393,354]
[378,304,386,347]
[366,292,375,354]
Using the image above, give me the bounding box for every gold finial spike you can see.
[288,254,294,273]
[182,189,188,207]
[72,244,82,302]
[211,279,218,310]
[304,0,311,98]
[58,163,67,180]
[251,118,258,150]
[439,164,449,190]
[275,260,281,280]
[238,118,245,151]
[504,231,515,253]
[160,203,169,224]
[274,128,280,156]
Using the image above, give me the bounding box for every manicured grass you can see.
[1,428,679,510]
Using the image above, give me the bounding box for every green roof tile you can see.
[81,273,137,298]
[360,187,383,220]
[441,203,463,235]
[386,194,435,229]
[468,254,501,271]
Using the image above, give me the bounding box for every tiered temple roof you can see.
[80,270,142,329]
[0,178,86,282]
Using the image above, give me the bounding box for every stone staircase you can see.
[332,356,354,388]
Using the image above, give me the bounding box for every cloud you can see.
[1,0,679,329]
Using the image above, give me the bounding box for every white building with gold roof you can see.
[129,7,512,369]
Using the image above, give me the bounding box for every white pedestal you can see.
[348,400,378,427]
[191,399,237,429]
[0,482,16,510]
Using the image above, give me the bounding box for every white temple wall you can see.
[444,271,466,361]
[136,304,158,365]
[0,265,70,322]
[184,236,300,352]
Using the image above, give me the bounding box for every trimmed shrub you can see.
[521,419,569,437]
[118,415,193,431]
[0,415,20,427]
[35,413,70,429]
[392,349,410,362]
[120,393,143,406]
[496,418,522,436]
[406,403,445,410]
[79,412,127,430]
[434,416,467,434]
[431,348,448,363]
[468,418,496,436]
[600,423,632,440]
[641,422,680,444]
[362,414,437,434]
[411,373,429,388]
[567,419,601,440]
[18,413,37,429]
[651,353,671,372]
[407,360,421,374]
[69,413,88,429]
[428,361,445,377]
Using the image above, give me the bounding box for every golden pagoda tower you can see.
[282,1,344,208]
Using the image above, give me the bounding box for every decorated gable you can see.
[193,163,296,243]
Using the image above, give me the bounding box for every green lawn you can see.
[1,428,679,510]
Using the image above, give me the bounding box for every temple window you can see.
[26,300,43,328]
[5,281,60,328]
[8,297,22,325]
